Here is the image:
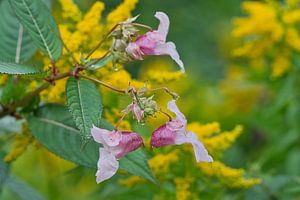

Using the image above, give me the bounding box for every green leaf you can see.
[0,62,43,75]
[0,0,37,62]
[66,77,103,140]
[27,104,157,183]
[0,77,27,104]
[5,176,46,200]
[9,0,62,61]
[84,54,113,70]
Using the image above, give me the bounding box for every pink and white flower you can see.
[91,126,143,183]
[126,12,185,72]
[150,100,213,162]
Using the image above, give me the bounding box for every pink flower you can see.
[91,126,143,183]
[126,12,185,72]
[124,102,144,122]
[150,100,213,162]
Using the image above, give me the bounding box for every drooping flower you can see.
[126,12,185,72]
[150,100,213,162]
[91,126,143,183]
[123,102,144,122]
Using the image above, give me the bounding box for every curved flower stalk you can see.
[150,100,213,162]
[126,12,185,72]
[91,126,143,183]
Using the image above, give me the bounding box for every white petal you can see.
[155,11,170,42]
[91,125,107,144]
[96,148,119,183]
[187,132,213,162]
[154,42,185,72]
[167,100,186,124]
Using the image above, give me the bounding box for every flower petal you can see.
[167,100,186,124]
[91,125,107,144]
[155,11,170,42]
[96,148,119,183]
[116,131,143,158]
[91,126,121,147]
[150,124,177,147]
[154,42,185,72]
[186,132,213,162]
[126,42,144,60]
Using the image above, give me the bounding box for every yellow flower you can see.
[106,0,138,29]
[4,124,37,163]
[272,51,291,77]
[199,161,261,189]
[174,177,194,200]
[0,74,8,86]
[149,150,179,174]
[59,0,82,22]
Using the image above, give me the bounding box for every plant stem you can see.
[159,109,172,121]
[85,24,119,60]
[115,112,127,130]
[79,74,126,94]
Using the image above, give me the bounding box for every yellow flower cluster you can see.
[4,124,40,163]
[148,150,179,174]
[199,161,261,189]
[174,177,194,200]
[187,122,261,189]
[232,0,300,77]
[187,122,243,154]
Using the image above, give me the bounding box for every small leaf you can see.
[85,54,113,70]
[27,104,157,183]
[0,62,43,75]
[9,0,62,61]
[66,77,103,140]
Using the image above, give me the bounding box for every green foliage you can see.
[5,177,46,200]
[0,77,27,104]
[27,104,156,183]
[0,0,36,62]
[83,54,113,70]
[9,0,62,61]
[0,62,43,75]
[66,77,103,140]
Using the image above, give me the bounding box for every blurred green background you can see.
[1,0,300,199]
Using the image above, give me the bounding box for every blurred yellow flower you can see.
[199,161,261,189]
[232,0,300,78]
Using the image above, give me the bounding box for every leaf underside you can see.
[9,0,62,61]
[0,62,43,75]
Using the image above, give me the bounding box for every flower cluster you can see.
[232,0,300,77]
[92,100,213,183]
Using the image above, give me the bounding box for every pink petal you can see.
[155,11,170,42]
[167,100,187,125]
[132,103,144,122]
[154,42,185,72]
[135,33,160,54]
[116,131,143,158]
[91,126,121,147]
[186,132,213,162]
[126,42,144,60]
[103,130,122,147]
[96,148,119,183]
[150,124,176,147]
